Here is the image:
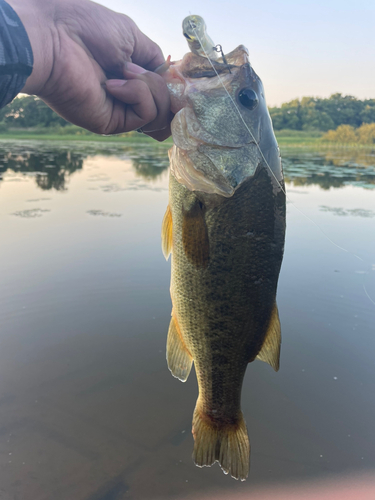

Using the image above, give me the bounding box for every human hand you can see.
[8,0,171,141]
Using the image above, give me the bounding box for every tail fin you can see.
[192,405,250,481]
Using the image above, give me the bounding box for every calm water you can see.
[0,140,374,500]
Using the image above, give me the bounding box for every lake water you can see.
[0,140,374,500]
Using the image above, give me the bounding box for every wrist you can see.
[6,0,55,95]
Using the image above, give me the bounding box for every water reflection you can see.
[0,147,84,190]
[319,206,375,218]
[87,209,122,218]
[0,140,374,499]
[0,143,373,192]
[0,142,169,190]
[324,148,375,168]
[131,153,169,180]
[12,207,51,218]
[283,149,375,190]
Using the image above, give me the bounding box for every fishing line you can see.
[188,20,375,307]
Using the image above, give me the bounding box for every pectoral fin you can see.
[256,302,281,372]
[182,199,209,268]
[167,314,193,382]
[161,205,173,259]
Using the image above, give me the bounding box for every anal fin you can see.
[161,205,173,259]
[256,302,281,372]
[167,314,193,382]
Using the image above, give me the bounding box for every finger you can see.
[106,65,172,139]
[105,79,158,132]
[122,66,171,139]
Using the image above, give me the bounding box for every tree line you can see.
[268,93,375,131]
[0,93,374,134]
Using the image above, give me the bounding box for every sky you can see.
[96,0,375,107]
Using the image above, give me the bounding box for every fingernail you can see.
[125,62,147,74]
[106,79,127,88]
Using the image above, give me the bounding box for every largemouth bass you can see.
[161,17,286,481]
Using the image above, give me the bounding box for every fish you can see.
[160,16,286,481]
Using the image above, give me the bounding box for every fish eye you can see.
[237,88,258,110]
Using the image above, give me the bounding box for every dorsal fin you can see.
[256,302,281,372]
[161,205,173,260]
[182,199,209,268]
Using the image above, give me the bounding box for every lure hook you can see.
[214,44,231,73]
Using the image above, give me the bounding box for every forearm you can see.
[6,0,54,96]
[0,0,34,108]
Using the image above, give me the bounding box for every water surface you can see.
[0,141,374,500]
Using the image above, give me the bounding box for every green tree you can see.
[0,95,69,128]
[269,99,303,130]
[320,93,363,128]
[269,94,375,131]
[360,100,375,124]
[299,97,334,131]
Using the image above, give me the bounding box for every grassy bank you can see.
[0,128,322,146]
[0,128,373,151]
[275,129,322,147]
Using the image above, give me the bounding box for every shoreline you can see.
[0,130,373,152]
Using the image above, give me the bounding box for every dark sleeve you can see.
[0,0,33,109]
